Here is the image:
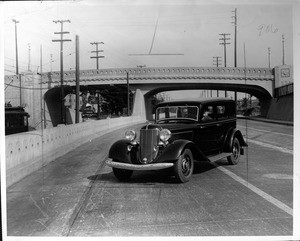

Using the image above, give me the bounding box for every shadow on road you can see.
[87,161,220,184]
[193,161,217,174]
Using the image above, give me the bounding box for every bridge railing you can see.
[44,67,274,83]
[5,115,146,187]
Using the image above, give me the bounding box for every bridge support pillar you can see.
[132,89,146,120]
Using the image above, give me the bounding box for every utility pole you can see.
[268,47,271,68]
[219,33,231,67]
[213,56,221,96]
[28,44,31,72]
[231,8,237,67]
[50,54,53,72]
[219,33,230,98]
[213,56,222,67]
[213,56,221,97]
[282,34,285,65]
[231,8,238,104]
[40,45,43,130]
[52,20,71,125]
[90,42,104,69]
[12,19,22,105]
[75,35,80,123]
[12,19,19,75]
[127,72,130,116]
[210,56,222,97]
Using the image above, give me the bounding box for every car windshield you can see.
[156,106,199,122]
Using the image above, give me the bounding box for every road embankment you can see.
[5,116,146,187]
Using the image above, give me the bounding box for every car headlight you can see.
[160,129,171,142]
[125,130,136,141]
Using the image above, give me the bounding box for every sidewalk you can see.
[237,115,293,126]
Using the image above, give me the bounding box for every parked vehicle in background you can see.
[81,109,98,119]
[106,98,248,183]
[5,106,29,135]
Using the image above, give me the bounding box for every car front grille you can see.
[139,129,159,164]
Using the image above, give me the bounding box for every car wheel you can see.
[174,149,194,183]
[227,137,240,165]
[112,168,133,181]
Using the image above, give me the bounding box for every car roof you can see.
[156,97,234,107]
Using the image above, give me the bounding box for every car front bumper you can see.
[105,159,174,171]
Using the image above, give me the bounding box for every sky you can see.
[1,0,295,75]
[0,0,298,100]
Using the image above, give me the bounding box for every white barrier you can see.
[5,116,145,187]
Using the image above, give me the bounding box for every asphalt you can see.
[5,123,146,236]
[237,115,293,126]
[4,117,293,237]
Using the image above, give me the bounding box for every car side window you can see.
[216,105,227,120]
[201,105,215,122]
[227,102,236,118]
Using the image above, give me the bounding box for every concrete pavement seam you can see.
[61,155,108,236]
[211,163,293,216]
[246,139,293,155]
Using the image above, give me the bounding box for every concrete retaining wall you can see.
[5,116,145,187]
[266,94,293,122]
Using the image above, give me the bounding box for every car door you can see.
[215,101,236,148]
[196,104,219,155]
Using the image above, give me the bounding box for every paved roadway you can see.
[6,119,293,237]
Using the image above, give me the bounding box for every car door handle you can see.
[200,126,206,129]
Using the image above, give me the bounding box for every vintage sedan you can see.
[106,98,247,183]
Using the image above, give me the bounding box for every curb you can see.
[237,116,293,126]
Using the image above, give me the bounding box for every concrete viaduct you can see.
[5,65,293,127]
[4,65,293,187]
[47,66,274,98]
[45,66,275,122]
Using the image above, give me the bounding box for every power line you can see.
[5,63,29,71]
[4,82,54,91]
[5,56,39,67]
[4,69,17,74]
[67,15,142,68]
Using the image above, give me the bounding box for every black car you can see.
[5,107,29,135]
[82,109,98,119]
[106,98,247,183]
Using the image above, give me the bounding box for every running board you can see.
[207,152,232,162]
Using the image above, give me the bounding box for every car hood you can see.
[141,123,198,132]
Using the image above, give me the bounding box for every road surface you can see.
[6,119,293,237]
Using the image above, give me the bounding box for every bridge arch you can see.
[143,83,272,100]
[44,86,73,127]
[141,83,272,120]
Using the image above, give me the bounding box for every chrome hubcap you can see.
[182,156,191,175]
[232,144,239,159]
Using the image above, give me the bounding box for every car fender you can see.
[155,140,208,163]
[224,128,248,152]
[108,139,133,164]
